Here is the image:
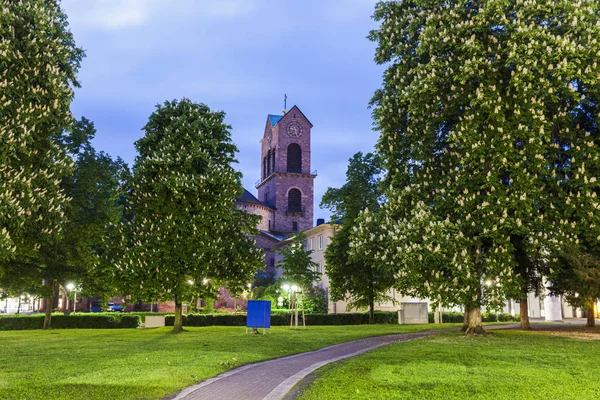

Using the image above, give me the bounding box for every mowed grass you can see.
[0,323,461,400]
[297,329,600,400]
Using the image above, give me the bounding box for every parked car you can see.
[90,301,103,312]
[109,303,124,312]
[91,302,124,312]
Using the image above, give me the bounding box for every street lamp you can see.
[282,284,291,310]
[66,283,77,313]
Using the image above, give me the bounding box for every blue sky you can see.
[61,0,383,222]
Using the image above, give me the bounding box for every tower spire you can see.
[283,94,288,114]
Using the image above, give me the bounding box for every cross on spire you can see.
[284,94,287,111]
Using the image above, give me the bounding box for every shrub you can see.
[301,286,328,314]
[427,311,520,324]
[0,314,140,330]
[164,311,400,327]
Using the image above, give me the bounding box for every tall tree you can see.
[3,117,127,328]
[0,1,84,326]
[550,247,600,327]
[364,0,599,333]
[321,152,394,324]
[0,0,84,262]
[117,99,263,333]
[56,119,129,306]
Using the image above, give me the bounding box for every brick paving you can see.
[169,331,442,400]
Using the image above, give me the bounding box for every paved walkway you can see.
[169,330,442,400]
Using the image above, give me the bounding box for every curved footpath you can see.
[169,327,491,400]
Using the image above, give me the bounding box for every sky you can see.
[61,0,384,222]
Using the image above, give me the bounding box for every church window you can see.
[292,221,298,232]
[287,143,302,173]
[272,148,276,172]
[263,157,267,179]
[267,149,272,175]
[288,188,302,212]
[268,220,271,230]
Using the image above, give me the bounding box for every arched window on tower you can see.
[267,149,272,176]
[272,148,276,173]
[287,143,302,173]
[288,188,302,212]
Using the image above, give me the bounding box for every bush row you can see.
[164,311,400,327]
[427,312,520,323]
[0,314,140,330]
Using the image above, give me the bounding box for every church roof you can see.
[259,230,285,242]
[268,114,283,127]
[237,188,275,209]
[237,188,263,205]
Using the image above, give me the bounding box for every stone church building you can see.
[236,105,317,275]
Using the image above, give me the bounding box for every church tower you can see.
[256,105,316,236]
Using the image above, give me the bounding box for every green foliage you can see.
[427,312,519,324]
[163,311,400,327]
[55,119,128,300]
[115,99,263,330]
[0,314,140,330]
[251,282,282,309]
[301,286,328,314]
[0,0,84,263]
[252,272,276,288]
[550,246,600,311]
[277,232,320,290]
[321,152,394,317]
[360,0,600,315]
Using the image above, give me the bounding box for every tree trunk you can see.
[369,296,375,324]
[461,305,471,332]
[519,299,531,330]
[62,286,69,314]
[43,281,54,330]
[464,307,485,335]
[172,296,184,333]
[587,299,595,328]
[17,296,21,314]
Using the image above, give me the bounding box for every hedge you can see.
[164,311,400,327]
[0,314,141,330]
[427,312,520,323]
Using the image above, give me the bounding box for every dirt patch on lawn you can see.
[530,324,600,341]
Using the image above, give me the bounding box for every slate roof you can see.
[259,230,285,242]
[237,188,263,205]
[268,114,283,127]
[237,188,275,209]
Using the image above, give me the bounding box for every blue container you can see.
[246,300,271,329]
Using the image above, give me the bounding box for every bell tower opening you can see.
[287,144,302,173]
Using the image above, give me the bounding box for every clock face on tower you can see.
[286,122,303,138]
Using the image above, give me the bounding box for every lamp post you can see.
[66,283,76,313]
[291,284,299,329]
[282,284,290,310]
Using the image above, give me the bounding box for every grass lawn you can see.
[0,323,461,400]
[297,328,600,400]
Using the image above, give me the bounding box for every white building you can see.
[276,222,594,320]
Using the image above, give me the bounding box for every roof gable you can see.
[279,105,313,128]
